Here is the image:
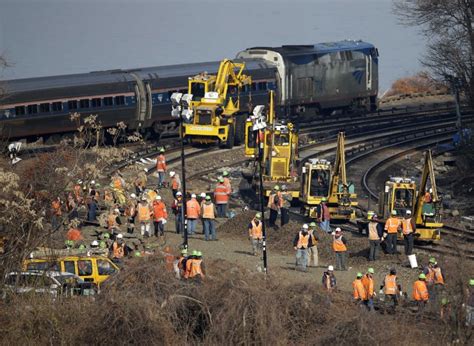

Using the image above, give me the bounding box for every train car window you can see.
[103,97,113,106]
[228,85,237,95]
[346,51,353,60]
[68,100,78,110]
[80,99,90,108]
[115,96,125,105]
[91,98,102,108]
[251,83,257,91]
[40,103,50,113]
[52,102,63,112]
[352,51,365,60]
[156,93,165,103]
[27,104,38,115]
[318,54,331,65]
[15,106,26,116]
[258,82,267,90]
[330,52,338,61]
[191,83,205,100]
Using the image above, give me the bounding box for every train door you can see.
[365,54,372,91]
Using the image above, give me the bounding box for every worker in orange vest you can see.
[362,268,376,311]
[169,171,181,198]
[424,257,445,303]
[332,228,348,271]
[384,210,401,254]
[186,194,201,235]
[293,224,313,272]
[66,226,83,242]
[152,195,168,237]
[214,177,230,218]
[402,210,416,255]
[380,268,402,311]
[248,213,263,256]
[222,170,232,194]
[353,272,368,305]
[156,148,167,188]
[107,208,122,232]
[137,196,153,237]
[185,250,206,282]
[201,195,217,241]
[74,180,83,203]
[51,197,62,230]
[413,273,429,312]
[112,233,125,262]
[267,185,282,228]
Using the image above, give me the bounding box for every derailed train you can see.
[0,40,378,142]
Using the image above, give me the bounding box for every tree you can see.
[0,54,8,100]
[393,0,474,104]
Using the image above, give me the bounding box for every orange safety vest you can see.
[384,274,397,295]
[138,204,151,222]
[385,217,400,234]
[249,220,263,239]
[52,200,62,216]
[267,192,282,210]
[362,274,374,298]
[108,214,117,229]
[186,258,204,278]
[332,237,347,252]
[214,183,229,204]
[186,199,201,219]
[353,279,368,300]
[113,178,123,190]
[297,231,310,249]
[156,154,166,172]
[113,242,124,258]
[153,201,167,221]
[402,218,413,235]
[202,203,215,219]
[223,177,232,193]
[171,176,180,190]
[426,267,445,285]
[412,280,429,301]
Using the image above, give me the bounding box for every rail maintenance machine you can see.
[299,132,358,220]
[378,149,442,240]
[243,91,300,198]
[171,59,252,148]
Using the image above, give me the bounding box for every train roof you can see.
[246,40,375,56]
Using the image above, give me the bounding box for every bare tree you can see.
[394,0,474,104]
[0,54,9,100]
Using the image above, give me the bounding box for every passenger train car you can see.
[0,40,378,142]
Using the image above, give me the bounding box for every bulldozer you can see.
[171,59,252,148]
[243,91,300,198]
[299,132,357,220]
[378,149,442,240]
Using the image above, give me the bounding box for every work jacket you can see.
[186,198,201,219]
[385,217,401,234]
[332,236,347,252]
[353,279,368,300]
[383,274,398,295]
[293,231,313,249]
[362,274,375,298]
[214,183,230,204]
[171,176,181,190]
[316,203,330,221]
[201,202,216,219]
[402,218,416,235]
[156,154,166,172]
[412,280,429,301]
[138,203,152,222]
[152,201,168,221]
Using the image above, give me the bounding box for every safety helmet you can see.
[441,298,449,306]
[160,148,165,153]
[321,197,327,202]
[117,233,123,239]
[368,268,375,274]
[309,222,317,228]
[281,184,287,191]
[176,191,182,196]
[328,265,334,271]
[99,241,107,249]
[205,195,211,200]
[95,183,101,187]
[371,214,378,220]
[429,257,437,264]
[357,272,363,278]
[255,213,262,219]
[302,224,309,230]
[114,208,120,214]
[274,185,280,191]
[90,180,95,185]
[130,193,137,199]
[181,249,188,255]
[470,279,474,286]
[169,171,176,177]
[218,177,224,183]
[155,195,162,200]
[406,210,412,215]
[103,232,110,239]
[391,210,397,216]
[192,250,198,256]
[390,268,397,275]
[91,240,99,247]
[419,273,426,280]
[223,171,229,176]
[79,244,86,250]
[65,240,74,248]
[191,193,196,198]
[196,251,202,257]
[335,227,342,233]
[200,192,206,198]
[134,251,142,257]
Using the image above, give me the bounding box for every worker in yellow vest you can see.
[293,224,313,272]
[384,210,401,254]
[201,195,217,241]
[402,210,416,255]
[248,213,263,256]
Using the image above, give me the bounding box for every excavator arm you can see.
[329,132,349,199]
[214,59,252,101]
[415,150,439,224]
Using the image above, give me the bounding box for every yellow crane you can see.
[174,59,252,148]
[300,132,357,220]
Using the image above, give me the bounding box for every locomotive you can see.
[0,40,378,142]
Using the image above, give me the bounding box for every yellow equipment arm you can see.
[414,150,439,223]
[329,132,348,198]
[214,59,252,101]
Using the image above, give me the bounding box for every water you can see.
[0,0,425,92]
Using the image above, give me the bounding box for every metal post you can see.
[453,78,462,139]
[180,116,188,249]
[257,131,268,274]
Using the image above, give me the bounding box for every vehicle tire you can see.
[234,115,245,146]
[225,124,234,149]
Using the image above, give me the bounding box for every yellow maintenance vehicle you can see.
[299,132,358,220]
[378,149,442,240]
[243,91,300,198]
[178,59,252,148]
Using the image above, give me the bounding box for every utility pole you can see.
[257,129,268,274]
[180,115,188,249]
[453,77,463,141]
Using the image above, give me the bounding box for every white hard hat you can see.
[169,171,176,177]
[406,210,412,215]
[191,193,196,198]
[142,196,147,201]
[117,233,123,239]
[200,192,206,198]
[91,240,99,246]
[114,208,120,213]
[302,224,309,230]
[328,265,334,271]
[130,193,136,199]
[155,195,162,200]
[176,191,182,196]
[91,180,95,184]
[335,227,342,233]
